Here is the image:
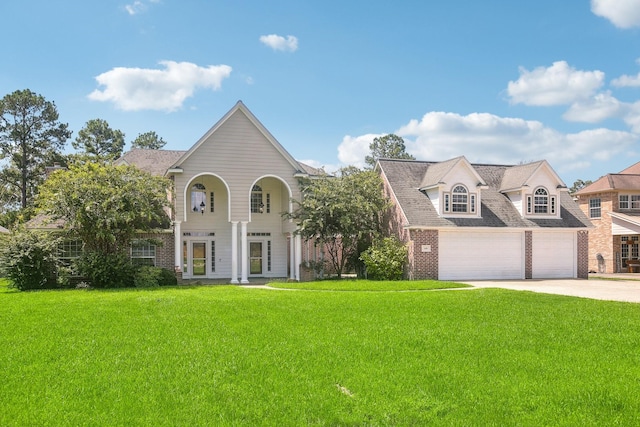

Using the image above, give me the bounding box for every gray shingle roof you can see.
[499,161,545,192]
[379,159,591,229]
[115,149,187,176]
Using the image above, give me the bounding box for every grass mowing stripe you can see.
[0,285,639,425]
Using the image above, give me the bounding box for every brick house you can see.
[574,161,640,273]
[377,157,591,280]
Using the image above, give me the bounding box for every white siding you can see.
[174,109,301,224]
[506,192,523,216]
[439,231,524,280]
[611,216,640,235]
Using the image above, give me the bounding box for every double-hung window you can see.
[251,185,263,213]
[589,198,601,218]
[131,241,156,266]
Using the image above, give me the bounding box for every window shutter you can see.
[527,195,532,214]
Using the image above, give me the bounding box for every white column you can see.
[173,221,182,272]
[241,221,249,283]
[289,233,295,280]
[231,221,238,284]
[295,234,302,281]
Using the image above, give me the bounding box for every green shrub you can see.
[158,268,178,286]
[134,267,177,288]
[76,251,135,288]
[0,229,61,290]
[360,236,408,280]
[134,266,162,288]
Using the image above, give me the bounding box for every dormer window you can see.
[534,187,548,213]
[452,185,468,212]
[526,186,556,215]
[443,184,476,214]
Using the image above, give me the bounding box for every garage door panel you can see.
[532,232,575,279]
[439,231,524,280]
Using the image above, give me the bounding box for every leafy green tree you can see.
[0,89,71,209]
[37,163,171,287]
[131,131,167,150]
[285,168,389,278]
[569,179,593,194]
[72,118,125,160]
[364,134,415,168]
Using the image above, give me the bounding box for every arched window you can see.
[533,187,548,214]
[451,185,468,213]
[251,184,264,213]
[191,183,206,214]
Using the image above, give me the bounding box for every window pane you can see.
[589,198,601,218]
[251,185,263,213]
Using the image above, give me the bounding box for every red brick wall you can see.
[525,231,532,279]
[576,192,615,273]
[577,230,589,279]
[408,229,438,280]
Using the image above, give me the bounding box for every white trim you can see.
[173,221,182,270]
[241,221,249,283]
[231,221,238,284]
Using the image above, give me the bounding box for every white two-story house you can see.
[118,101,323,282]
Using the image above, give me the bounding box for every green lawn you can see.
[267,278,470,291]
[1,281,639,425]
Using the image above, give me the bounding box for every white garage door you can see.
[439,231,524,280]
[532,231,576,278]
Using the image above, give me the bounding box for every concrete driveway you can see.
[461,275,640,303]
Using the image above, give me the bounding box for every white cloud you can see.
[337,133,380,168]
[336,111,637,174]
[623,101,640,132]
[591,0,640,29]
[124,0,160,15]
[88,61,232,112]
[612,72,640,87]
[507,61,605,106]
[563,91,626,122]
[259,34,299,52]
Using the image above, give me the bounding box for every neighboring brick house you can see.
[377,157,591,280]
[574,161,640,273]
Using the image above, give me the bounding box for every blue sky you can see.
[2,0,640,185]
